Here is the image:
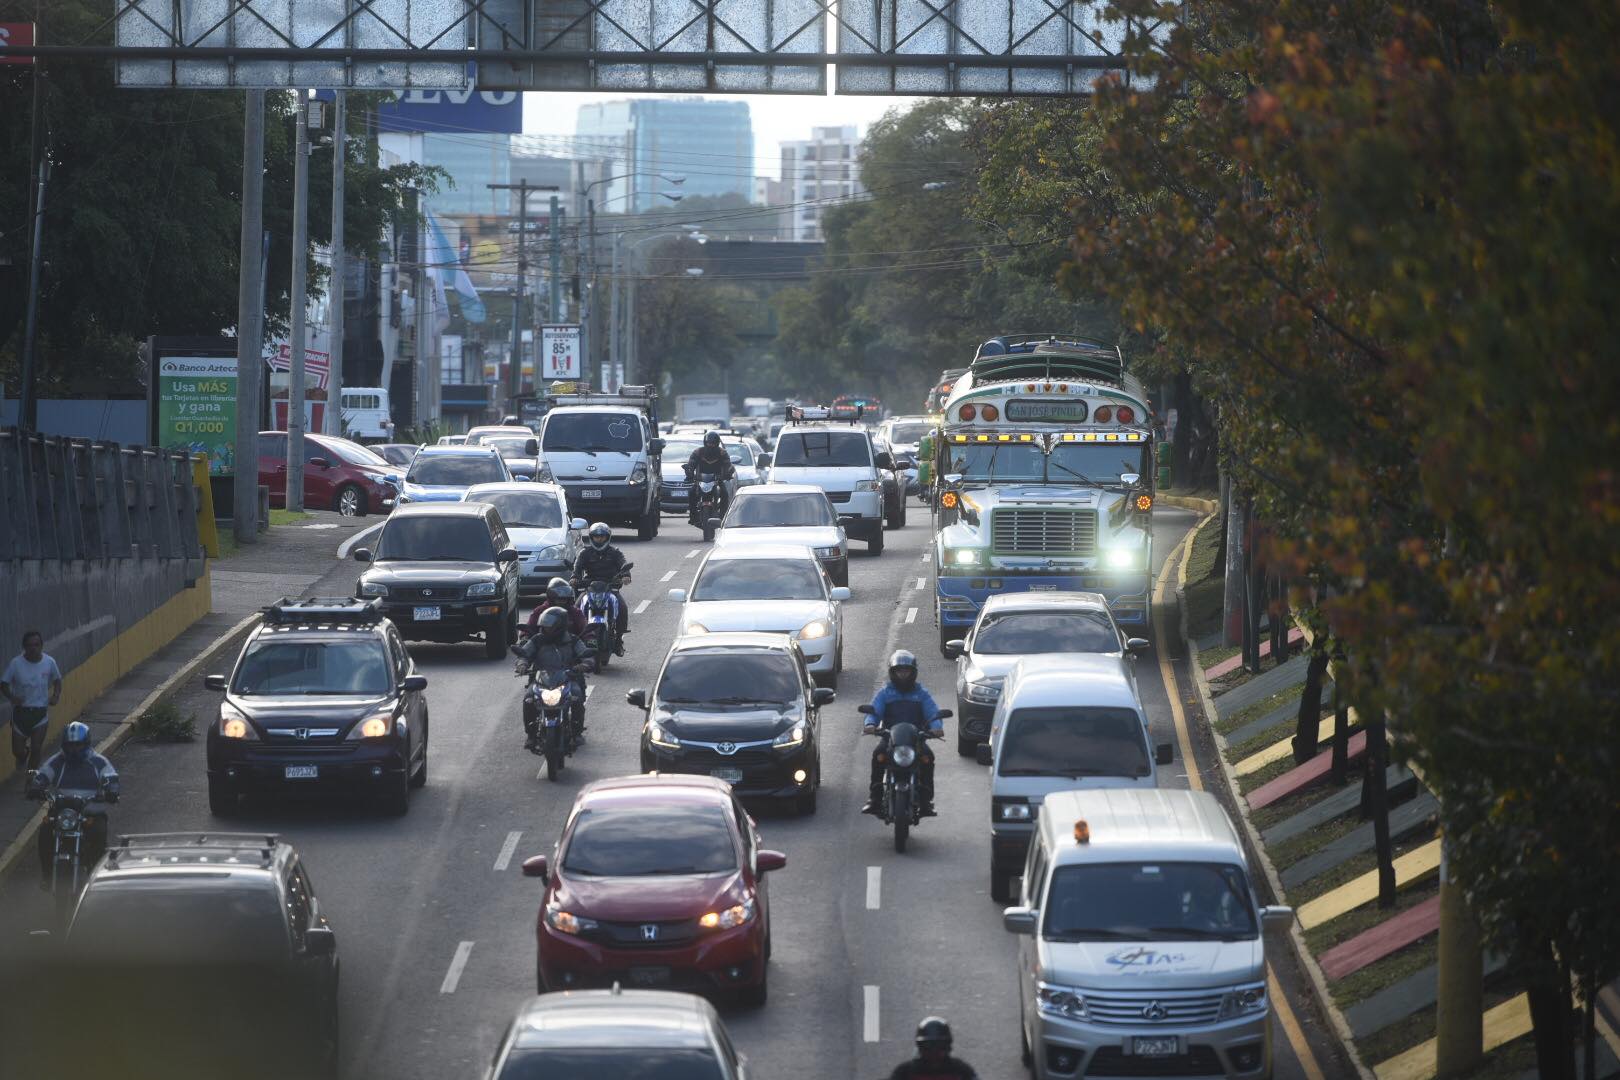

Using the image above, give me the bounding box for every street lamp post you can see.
[580,171,685,387]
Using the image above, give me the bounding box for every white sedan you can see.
[712,484,848,586]
[462,482,585,596]
[669,544,850,686]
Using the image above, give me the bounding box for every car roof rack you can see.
[786,403,864,425]
[107,832,281,869]
[262,596,384,626]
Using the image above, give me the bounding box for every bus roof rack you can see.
[971,335,1125,386]
[262,596,384,626]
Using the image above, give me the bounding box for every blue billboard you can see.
[375,89,522,134]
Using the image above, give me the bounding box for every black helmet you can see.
[537,606,569,640]
[547,581,576,607]
[588,522,612,548]
[703,431,721,449]
[888,649,919,692]
[546,576,570,599]
[62,721,92,763]
[915,1016,952,1051]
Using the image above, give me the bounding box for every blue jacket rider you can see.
[862,650,940,816]
[27,721,119,884]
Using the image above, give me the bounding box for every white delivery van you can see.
[1004,787,1292,1079]
[340,387,393,442]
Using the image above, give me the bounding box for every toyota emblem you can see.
[716,741,737,756]
[640,924,659,941]
[421,589,433,597]
[1142,1001,1168,1022]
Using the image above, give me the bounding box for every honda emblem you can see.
[294,728,309,741]
[640,924,659,941]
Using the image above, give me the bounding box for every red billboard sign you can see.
[0,22,35,65]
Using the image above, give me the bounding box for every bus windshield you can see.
[944,440,1149,486]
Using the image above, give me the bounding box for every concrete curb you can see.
[1174,514,1375,1080]
[1160,493,1219,515]
[0,610,262,883]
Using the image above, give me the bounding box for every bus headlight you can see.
[1106,548,1140,569]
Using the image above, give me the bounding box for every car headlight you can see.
[1036,982,1088,1020]
[812,545,842,558]
[536,545,564,562]
[466,581,499,598]
[683,622,709,635]
[698,895,756,930]
[537,465,554,482]
[946,548,983,567]
[218,706,257,740]
[998,801,1033,821]
[966,678,1003,704]
[891,745,917,767]
[773,721,808,748]
[546,907,599,936]
[647,720,680,750]
[1106,547,1140,569]
[797,619,830,640]
[359,581,388,598]
[628,463,649,485]
[1220,983,1268,1018]
[346,710,395,740]
[854,479,882,492]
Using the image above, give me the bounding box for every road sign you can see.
[542,325,581,380]
[0,22,34,65]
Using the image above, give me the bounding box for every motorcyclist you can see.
[526,576,586,637]
[888,1017,978,1080]
[861,650,942,817]
[26,721,119,884]
[683,432,736,525]
[512,607,593,749]
[571,523,629,652]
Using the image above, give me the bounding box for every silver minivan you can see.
[980,654,1172,902]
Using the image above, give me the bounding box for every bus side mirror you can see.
[1120,472,1141,486]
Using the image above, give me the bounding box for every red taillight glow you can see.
[1094,405,1112,423]
[980,404,999,421]
[1116,405,1136,425]
[958,404,977,421]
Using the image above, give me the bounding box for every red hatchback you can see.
[522,774,786,1006]
[258,431,398,517]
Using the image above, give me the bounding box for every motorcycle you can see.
[514,658,595,781]
[29,782,115,921]
[860,703,951,853]
[576,563,634,670]
[689,470,725,541]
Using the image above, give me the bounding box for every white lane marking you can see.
[866,866,881,910]
[863,985,880,1042]
[660,570,678,582]
[493,831,522,872]
[904,607,917,624]
[585,685,594,699]
[634,598,652,614]
[685,548,700,559]
[915,576,926,589]
[440,941,475,994]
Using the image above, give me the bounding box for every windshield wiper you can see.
[1045,929,1141,941]
[1046,458,1105,487]
[547,445,595,456]
[659,697,704,704]
[708,697,788,706]
[581,445,633,453]
[642,866,722,875]
[1147,927,1251,941]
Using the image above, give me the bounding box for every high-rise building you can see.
[780,125,864,241]
[575,99,754,212]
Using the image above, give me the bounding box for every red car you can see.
[258,430,398,517]
[522,774,786,1006]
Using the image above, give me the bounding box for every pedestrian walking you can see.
[3,630,63,774]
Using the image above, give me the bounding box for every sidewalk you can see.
[0,511,372,871]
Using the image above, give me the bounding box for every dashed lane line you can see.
[866,866,881,910]
[904,607,917,624]
[634,599,651,614]
[914,577,926,589]
[685,548,700,559]
[440,941,474,994]
[493,831,521,872]
[863,985,880,1042]
[660,570,678,582]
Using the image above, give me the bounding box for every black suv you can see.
[630,633,834,815]
[354,501,521,659]
[205,597,430,816]
[34,833,339,1078]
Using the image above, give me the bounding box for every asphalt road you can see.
[0,504,1342,1079]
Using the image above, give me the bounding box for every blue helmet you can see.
[62,721,92,762]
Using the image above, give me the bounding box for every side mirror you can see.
[204,674,227,692]
[667,588,687,602]
[944,639,966,658]
[385,474,402,486]
[812,687,836,706]
[521,855,549,879]
[1003,907,1038,935]
[524,438,539,455]
[648,438,666,454]
[944,473,963,485]
[829,586,851,602]
[496,547,519,563]
[570,518,588,531]
[874,451,895,471]
[308,456,330,470]
[1120,472,1141,487]
[975,743,993,766]
[401,674,428,692]
[1126,638,1150,653]
[1260,905,1295,930]
[1155,741,1174,765]
[756,453,771,468]
[303,925,337,955]
[935,709,953,720]
[353,548,373,562]
[857,704,876,716]
[757,850,787,873]
[705,517,722,530]
[626,689,648,709]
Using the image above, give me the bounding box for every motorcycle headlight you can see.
[57,807,82,831]
[1219,983,1268,1018]
[1037,982,1089,1020]
[647,720,680,750]
[797,619,830,640]
[359,580,388,597]
[540,686,565,706]
[466,581,499,598]
[773,721,808,748]
[1106,547,1141,569]
[698,895,756,930]
[546,907,599,936]
[966,678,1003,704]
[891,745,917,767]
[628,463,649,485]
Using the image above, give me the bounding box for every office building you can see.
[780,125,864,241]
[575,99,754,212]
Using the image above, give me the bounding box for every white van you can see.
[1004,788,1292,1079]
[340,387,393,442]
[765,407,893,555]
[983,654,1172,901]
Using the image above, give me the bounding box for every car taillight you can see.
[958,404,976,421]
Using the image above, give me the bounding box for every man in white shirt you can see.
[2,630,63,772]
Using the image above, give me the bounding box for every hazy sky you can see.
[524,91,923,179]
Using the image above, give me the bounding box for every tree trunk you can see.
[1367,717,1396,907]
[1291,641,1329,764]
[1524,940,1575,1080]
[1243,507,1264,673]
[1268,572,1288,663]
[1330,655,1349,785]
[1214,468,1228,580]
[1223,483,1246,647]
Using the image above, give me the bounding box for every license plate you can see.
[1132,1036,1179,1057]
[580,489,602,499]
[543,714,561,726]
[710,767,744,785]
[413,605,441,621]
[284,765,318,780]
[628,966,671,987]
[1028,584,1058,591]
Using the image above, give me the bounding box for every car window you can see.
[480,491,563,529]
[732,798,756,867]
[258,434,285,459]
[562,805,737,877]
[375,515,497,562]
[885,422,930,444]
[975,612,1120,655]
[1043,862,1258,942]
[486,438,534,460]
[725,443,752,464]
[725,493,835,528]
[657,652,801,706]
[407,453,506,486]
[496,1048,725,1079]
[543,412,644,452]
[1025,843,1049,907]
[999,706,1150,779]
[70,883,289,962]
[664,442,702,460]
[771,431,871,468]
[388,630,409,677]
[233,639,392,696]
[692,559,824,601]
[323,438,388,466]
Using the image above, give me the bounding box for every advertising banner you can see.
[155,356,237,476]
[376,89,523,134]
[542,324,582,380]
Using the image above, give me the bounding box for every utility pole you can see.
[324,90,346,437]
[586,197,597,385]
[488,181,558,402]
[609,234,620,391]
[233,90,267,544]
[287,94,312,512]
[17,147,49,433]
[415,209,432,431]
[549,196,563,322]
